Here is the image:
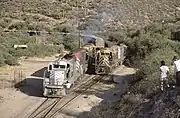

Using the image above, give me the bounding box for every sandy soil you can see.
[0,56,58,118]
[54,65,136,118]
[0,88,46,118]
[0,58,136,118]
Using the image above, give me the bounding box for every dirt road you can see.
[0,62,136,118]
[0,56,57,118]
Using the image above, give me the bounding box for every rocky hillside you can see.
[1,0,180,118]
[0,0,180,32]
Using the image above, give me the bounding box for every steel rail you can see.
[27,74,100,118]
[43,75,106,118]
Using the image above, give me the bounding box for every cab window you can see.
[60,65,66,68]
[49,65,52,70]
[53,64,59,68]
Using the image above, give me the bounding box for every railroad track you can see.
[28,74,106,118]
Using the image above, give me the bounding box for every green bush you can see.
[109,20,180,81]
[5,55,18,66]
[8,22,27,30]
[0,54,5,66]
[0,31,66,66]
[137,47,177,78]
[63,34,79,50]
[53,24,73,33]
[108,31,127,43]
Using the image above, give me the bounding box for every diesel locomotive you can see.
[42,35,127,97]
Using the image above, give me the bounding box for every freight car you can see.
[43,43,95,97]
[95,44,127,74]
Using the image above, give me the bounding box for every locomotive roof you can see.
[51,58,74,65]
[72,47,86,53]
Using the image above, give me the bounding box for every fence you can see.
[0,70,26,89]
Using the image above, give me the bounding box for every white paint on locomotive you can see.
[43,56,83,97]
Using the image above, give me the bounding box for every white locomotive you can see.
[43,44,94,97]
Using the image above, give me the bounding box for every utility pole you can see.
[76,0,81,48]
[78,21,81,48]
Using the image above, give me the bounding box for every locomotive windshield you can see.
[53,64,66,69]
[101,52,109,55]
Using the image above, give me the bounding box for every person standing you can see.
[173,56,180,86]
[159,60,170,91]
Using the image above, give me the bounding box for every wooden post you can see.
[14,70,16,84]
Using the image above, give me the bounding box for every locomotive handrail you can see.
[43,70,49,78]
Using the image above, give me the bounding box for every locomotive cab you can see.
[95,44,127,75]
[43,59,75,97]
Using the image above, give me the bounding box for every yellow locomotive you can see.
[94,44,127,74]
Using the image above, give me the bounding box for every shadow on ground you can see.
[86,57,96,75]
[14,67,47,97]
[75,74,135,101]
[31,67,47,77]
[61,73,136,118]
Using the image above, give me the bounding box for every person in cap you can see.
[159,60,170,91]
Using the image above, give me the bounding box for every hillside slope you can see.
[1,0,180,118]
[0,0,180,31]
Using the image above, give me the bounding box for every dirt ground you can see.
[0,56,57,118]
[53,65,136,118]
[0,57,136,118]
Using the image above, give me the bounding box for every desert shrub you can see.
[0,50,18,66]
[4,55,18,65]
[47,13,61,19]
[77,23,88,30]
[27,23,49,31]
[108,31,127,43]
[0,31,65,66]
[0,19,9,28]
[53,24,73,33]
[27,44,58,57]
[0,53,5,66]
[137,47,177,79]
[83,19,102,31]
[62,34,79,50]
[144,22,163,34]
[108,21,180,81]
[8,22,27,30]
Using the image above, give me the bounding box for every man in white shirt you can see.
[173,56,180,86]
[160,60,170,91]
